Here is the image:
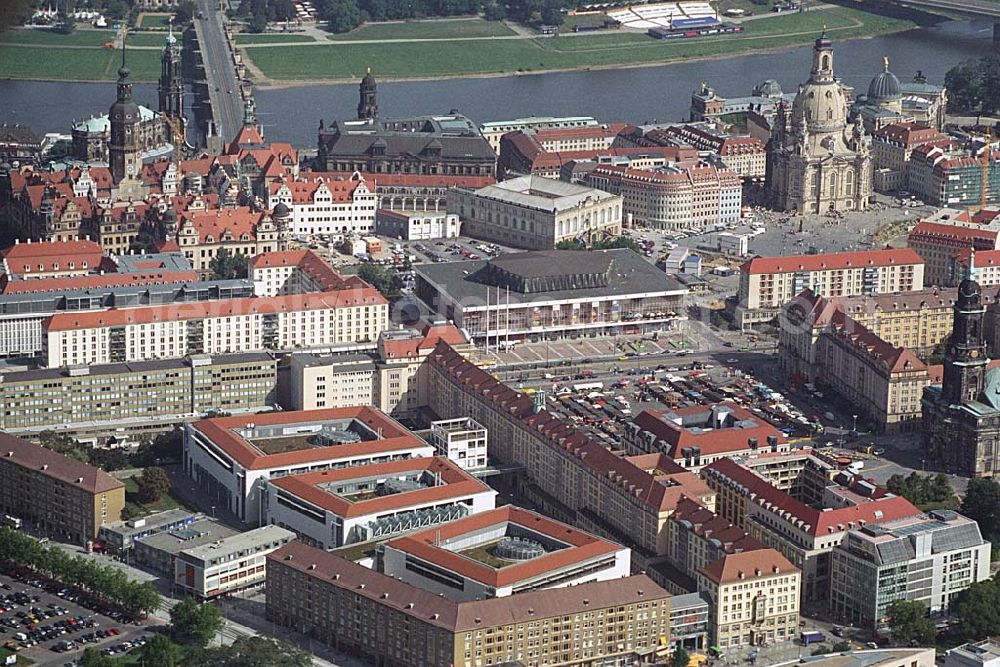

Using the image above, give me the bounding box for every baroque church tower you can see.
[109,41,142,185]
[158,22,184,121]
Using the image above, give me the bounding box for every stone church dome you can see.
[867,58,902,103]
[790,33,848,133]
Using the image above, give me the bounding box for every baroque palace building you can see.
[766,32,873,213]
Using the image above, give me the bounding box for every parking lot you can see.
[0,572,153,667]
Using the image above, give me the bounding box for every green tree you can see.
[951,578,1000,641]
[483,1,505,20]
[137,466,171,503]
[139,633,181,666]
[209,248,249,280]
[357,263,402,298]
[0,0,34,31]
[174,0,197,23]
[187,636,311,666]
[80,647,116,667]
[53,13,77,34]
[946,54,1000,115]
[886,599,936,646]
[170,596,224,647]
[322,0,363,32]
[961,477,1000,542]
[670,646,690,667]
[831,641,851,652]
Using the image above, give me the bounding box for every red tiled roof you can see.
[380,324,467,359]
[385,506,622,588]
[631,403,786,459]
[268,540,667,633]
[1,240,104,276]
[428,342,715,513]
[270,457,490,519]
[189,406,429,470]
[248,249,350,291]
[0,431,124,495]
[699,547,797,585]
[43,287,385,332]
[702,458,920,537]
[873,122,949,147]
[182,207,267,243]
[742,248,923,275]
[0,270,198,295]
[909,221,999,244]
[825,309,927,374]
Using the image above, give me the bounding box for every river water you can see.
[0,18,993,148]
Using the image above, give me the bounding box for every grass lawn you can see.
[328,17,516,40]
[246,6,914,80]
[235,32,316,43]
[0,45,161,81]
[136,13,175,29]
[122,476,192,515]
[0,648,33,665]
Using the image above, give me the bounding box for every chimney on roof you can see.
[77,477,83,484]
[41,464,48,470]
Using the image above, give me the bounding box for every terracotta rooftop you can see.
[43,287,384,332]
[742,248,923,275]
[631,403,786,459]
[0,431,124,495]
[1,240,104,276]
[385,506,622,588]
[428,342,715,513]
[268,540,668,633]
[269,456,491,518]
[702,458,921,538]
[188,406,429,470]
[699,547,797,585]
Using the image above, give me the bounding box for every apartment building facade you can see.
[703,458,921,603]
[696,549,801,650]
[0,353,277,444]
[0,432,125,545]
[871,122,950,193]
[736,249,925,329]
[584,162,741,231]
[42,288,389,367]
[426,341,716,569]
[266,540,672,667]
[907,209,1000,287]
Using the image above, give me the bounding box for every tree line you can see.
[0,527,160,618]
[79,596,309,667]
[946,54,1000,117]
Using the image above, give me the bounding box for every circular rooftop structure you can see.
[494,536,545,561]
[868,61,902,103]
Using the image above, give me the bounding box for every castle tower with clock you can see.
[923,251,1000,477]
[109,41,147,200]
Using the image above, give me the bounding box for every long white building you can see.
[264,457,496,550]
[183,407,435,525]
[736,248,925,329]
[42,287,388,367]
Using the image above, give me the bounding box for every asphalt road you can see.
[194,0,243,144]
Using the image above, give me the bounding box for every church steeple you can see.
[942,251,989,405]
[109,35,141,184]
[158,20,184,119]
[357,67,378,121]
[809,29,835,83]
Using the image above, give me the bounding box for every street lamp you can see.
[210,505,216,518]
[851,414,858,433]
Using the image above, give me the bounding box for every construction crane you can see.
[981,142,992,212]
